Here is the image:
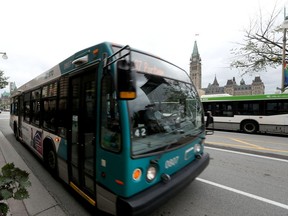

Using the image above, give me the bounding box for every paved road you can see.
[149,146,288,216]
[205,130,288,158]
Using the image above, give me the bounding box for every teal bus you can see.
[201,93,288,135]
[10,42,213,215]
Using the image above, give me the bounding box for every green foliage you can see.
[0,70,9,89]
[0,163,31,216]
[0,203,9,216]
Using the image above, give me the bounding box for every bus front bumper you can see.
[116,152,210,216]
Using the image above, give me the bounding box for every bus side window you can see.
[31,89,41,126]
[266,102,278,115]
[223,104,233,117]
[43,99,57,131]
[57,77,69,138]
[100,73,121,152]
[24,92,31,122]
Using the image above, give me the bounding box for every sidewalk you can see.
[0,131,67,216]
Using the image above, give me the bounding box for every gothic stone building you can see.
[203,76,265,95]
[189,41,265,95]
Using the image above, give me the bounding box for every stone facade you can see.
[203,76,265,95]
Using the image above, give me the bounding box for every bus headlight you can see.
[146,166,157,182]
[194,144,202,159]
[194,144,201,153]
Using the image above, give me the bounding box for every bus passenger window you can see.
[100,73,121,152]
[24,102,30,122]
[43,99,57,131]
[24,92,31,122]
[31,101,40,125]
[31,89,41,125]
[266,102,278,115]
[58,99,68,137]
[57,75,69,138]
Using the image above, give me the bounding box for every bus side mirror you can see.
[116,60,137,100]
[205,111,214,135]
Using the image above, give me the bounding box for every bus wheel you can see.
[242,121,258,134]
[14,123,19,141]
[44,144,58,177]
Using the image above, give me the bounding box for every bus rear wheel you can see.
[44,144,58,177]
[242,121,258,134]
[13,122,20,141]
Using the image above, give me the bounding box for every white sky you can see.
[1,0,287,94]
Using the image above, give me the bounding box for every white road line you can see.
[206,146,288,163]
[196,178,288,210]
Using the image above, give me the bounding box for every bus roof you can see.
[13,42,114,96]
[12,41,190,97]
[201,93,288,102]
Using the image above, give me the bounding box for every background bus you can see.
[201,93,288,135]
[10,42,213,216]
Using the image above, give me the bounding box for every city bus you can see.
[10,42,213,216]
[201,93,288,135]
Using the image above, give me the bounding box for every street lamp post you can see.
[280,18,288,93]
[0,52,8,60]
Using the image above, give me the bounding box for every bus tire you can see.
[241,120,258,134]
[13,122,19,141]
[44,142,58,177]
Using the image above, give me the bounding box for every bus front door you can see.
[69,69,97,202]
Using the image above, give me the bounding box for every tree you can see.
[230,4,285,75]
[0,70,9,89]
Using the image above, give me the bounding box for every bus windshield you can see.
[128,72,204,156]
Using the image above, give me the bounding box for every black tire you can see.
[44,144,58,177]
[242,121,258,134]
[13,123,19,141]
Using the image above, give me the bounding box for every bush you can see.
[0,163,31,216]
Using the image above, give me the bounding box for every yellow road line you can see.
[207,141,288,154]
[230,138,263,149]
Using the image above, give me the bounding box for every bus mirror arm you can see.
[116,59,137,100]
[103,45,137,100]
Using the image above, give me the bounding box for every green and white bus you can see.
[10,42,213,216]
[201,93,288,135]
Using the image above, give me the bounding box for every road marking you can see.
[196,178,288,210]
[206,146,288,163]
[230,138,264,149]
[206,140,288,154]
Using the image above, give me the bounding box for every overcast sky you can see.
[1,0,287,94]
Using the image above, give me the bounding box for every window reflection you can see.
[128,73,203,156]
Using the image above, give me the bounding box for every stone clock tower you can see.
[190,41,202,90]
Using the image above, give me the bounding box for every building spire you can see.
[192,40,199,58]
[190,40,202,90]
[212,75,219,86]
